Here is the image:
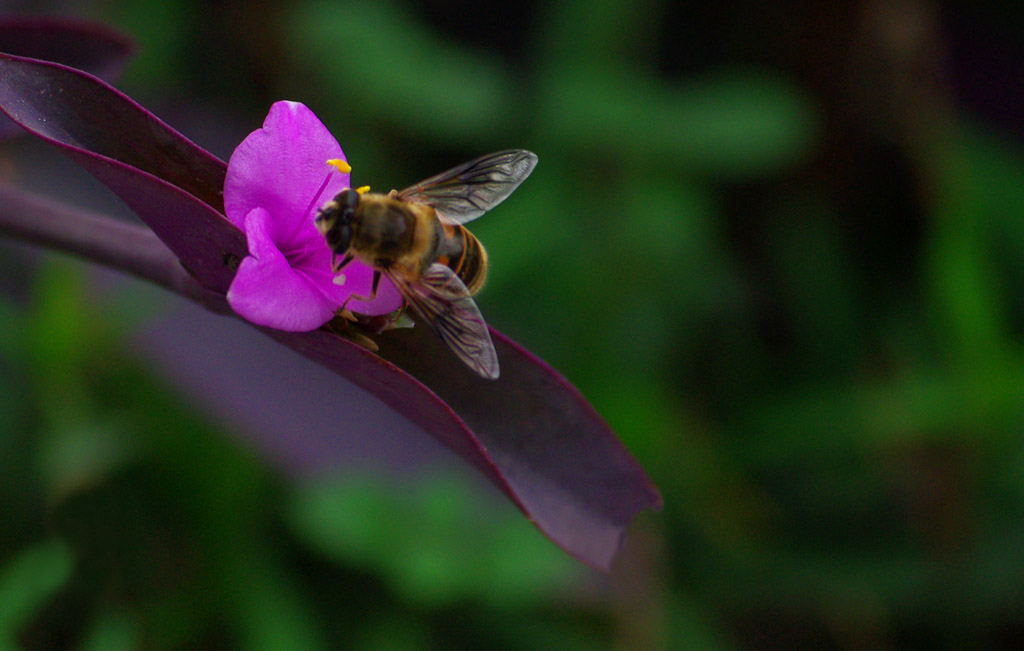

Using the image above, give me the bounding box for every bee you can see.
[315,149,537,379]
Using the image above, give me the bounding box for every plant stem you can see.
[0,180,232,314]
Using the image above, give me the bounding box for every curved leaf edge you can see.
[492,327,664,515]
[264,327,526,509]
[0,17,136,141]
[0,52,228,212]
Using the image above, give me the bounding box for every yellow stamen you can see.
[356,186,370,194]
[326,158,351,173]
[333,273,347,286]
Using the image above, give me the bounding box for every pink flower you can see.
[224,101,401,330]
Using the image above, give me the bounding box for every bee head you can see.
[315,188,361,254]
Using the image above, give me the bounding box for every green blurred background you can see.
[3,0,1024,648]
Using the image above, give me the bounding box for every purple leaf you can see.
[0,53,661,569]
[0,52,242,292]
[261,327,519,500]
[376,324,664,568]
[0,17,135,139]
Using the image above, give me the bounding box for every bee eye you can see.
[331,224,352,253]
[339,188,360,211]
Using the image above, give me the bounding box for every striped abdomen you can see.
[433,221,488,295]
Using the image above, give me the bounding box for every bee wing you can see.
[387,263,500,379]
[396,150,537,225]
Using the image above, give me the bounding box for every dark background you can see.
[2,0,1024,648]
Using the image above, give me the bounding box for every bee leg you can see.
[370,269,381,297]
[340,270,382,310]
[332,253,355,274]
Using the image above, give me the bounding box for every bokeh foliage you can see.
[2,0,1024,647]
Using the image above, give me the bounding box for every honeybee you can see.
[315,149,538,379]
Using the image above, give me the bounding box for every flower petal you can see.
[281,219,403,316]
[224,101,349,235]
[227,207,339,331]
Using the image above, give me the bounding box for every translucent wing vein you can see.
[387,264,499,379]
[397,149,537,224]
